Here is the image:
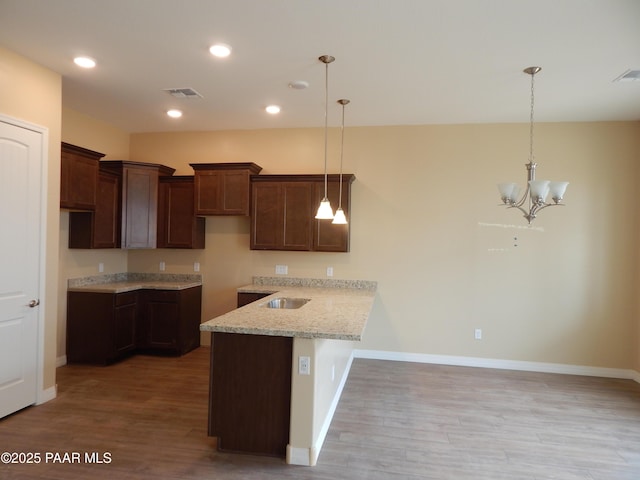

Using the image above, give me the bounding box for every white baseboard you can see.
[56,355,67,368]
[36,384,57,405]
[354,349,639,382]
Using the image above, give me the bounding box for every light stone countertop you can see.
[200,277,377,341]
[67,273,202,294]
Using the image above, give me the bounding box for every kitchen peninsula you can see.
[200,276,376,466]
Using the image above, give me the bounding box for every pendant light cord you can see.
[529,70,535,163]
[323,60,329,200]
[338,101,345,208]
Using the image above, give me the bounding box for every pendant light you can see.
[332,99,350,225]
[498,66,568,224]
[315,55,335,220]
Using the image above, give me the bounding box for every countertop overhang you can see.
[67,273,202,293]
[200,277,377,341]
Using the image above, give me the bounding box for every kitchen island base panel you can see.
[208,332,292,457]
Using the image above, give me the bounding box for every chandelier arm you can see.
[513,185,531,208]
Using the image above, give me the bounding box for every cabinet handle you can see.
[28,299,40,308]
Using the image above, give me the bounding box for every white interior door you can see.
[0,118,43,419]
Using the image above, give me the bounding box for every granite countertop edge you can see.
[67,273,202,293]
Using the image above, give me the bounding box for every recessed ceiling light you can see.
[209,43,232,58]
[265,105,281,114]
[167,109,183,118]
[288,80,309,90]
[73,56,96,68]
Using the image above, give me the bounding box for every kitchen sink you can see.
[261,297,310,309]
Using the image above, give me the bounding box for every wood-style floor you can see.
[1,347,640,479]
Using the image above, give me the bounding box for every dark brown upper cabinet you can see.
[100,161,175,249]
[69,169,121,249]
[250,174,354,252]
[60,142,104,210]
[190,163,263,216]
[157,176,205,249]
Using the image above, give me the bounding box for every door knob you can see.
[28,299,40,308]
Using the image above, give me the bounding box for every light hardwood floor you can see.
[1,347,639,479]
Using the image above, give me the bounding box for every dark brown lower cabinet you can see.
[236,291,271,307]
[67,286,202,364]
[209,332,292,457]
[137,287,202,355]
[67,291,137,364]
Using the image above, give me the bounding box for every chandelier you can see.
[498,67,568,224]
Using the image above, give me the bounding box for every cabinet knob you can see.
[28,299,40,308]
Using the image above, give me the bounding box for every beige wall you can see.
[58,108,130,359]
[0,46,61,392]
[128,123,640,370]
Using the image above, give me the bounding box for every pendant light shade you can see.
[316,199,334,220]
[332,98,350,225]
[315,54,335,220]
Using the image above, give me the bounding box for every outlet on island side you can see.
[298,356,310,375]
[474,328,482,340]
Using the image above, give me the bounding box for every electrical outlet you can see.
[98,262,104,273]
[275,265,288,275]
[475,328,482,340]
[159,261,165,272]
[326,266,334,277]
[194,262,200,272]
[298,356,310,375]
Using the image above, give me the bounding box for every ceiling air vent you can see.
[163,88,203,98]
[613,69,640,82]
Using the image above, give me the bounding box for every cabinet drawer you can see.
[146,290,180,302]
[115,291,137,307]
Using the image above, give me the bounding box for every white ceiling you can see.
[1,0,639,133]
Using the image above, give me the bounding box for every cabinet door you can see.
[251,182,283,249]
[60,143,103,210]
[114,293,137,355]
[139,290,180,350]
[313,179,351,252]
[282,182,313,250]
[157,177,205,249]
[121,166,159,248]
[93,170,121,248]
[68,170,120,249]
[194,170,223,215]
[221,170,251,214]
[250,181,313,251]
[192,163,262,216]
